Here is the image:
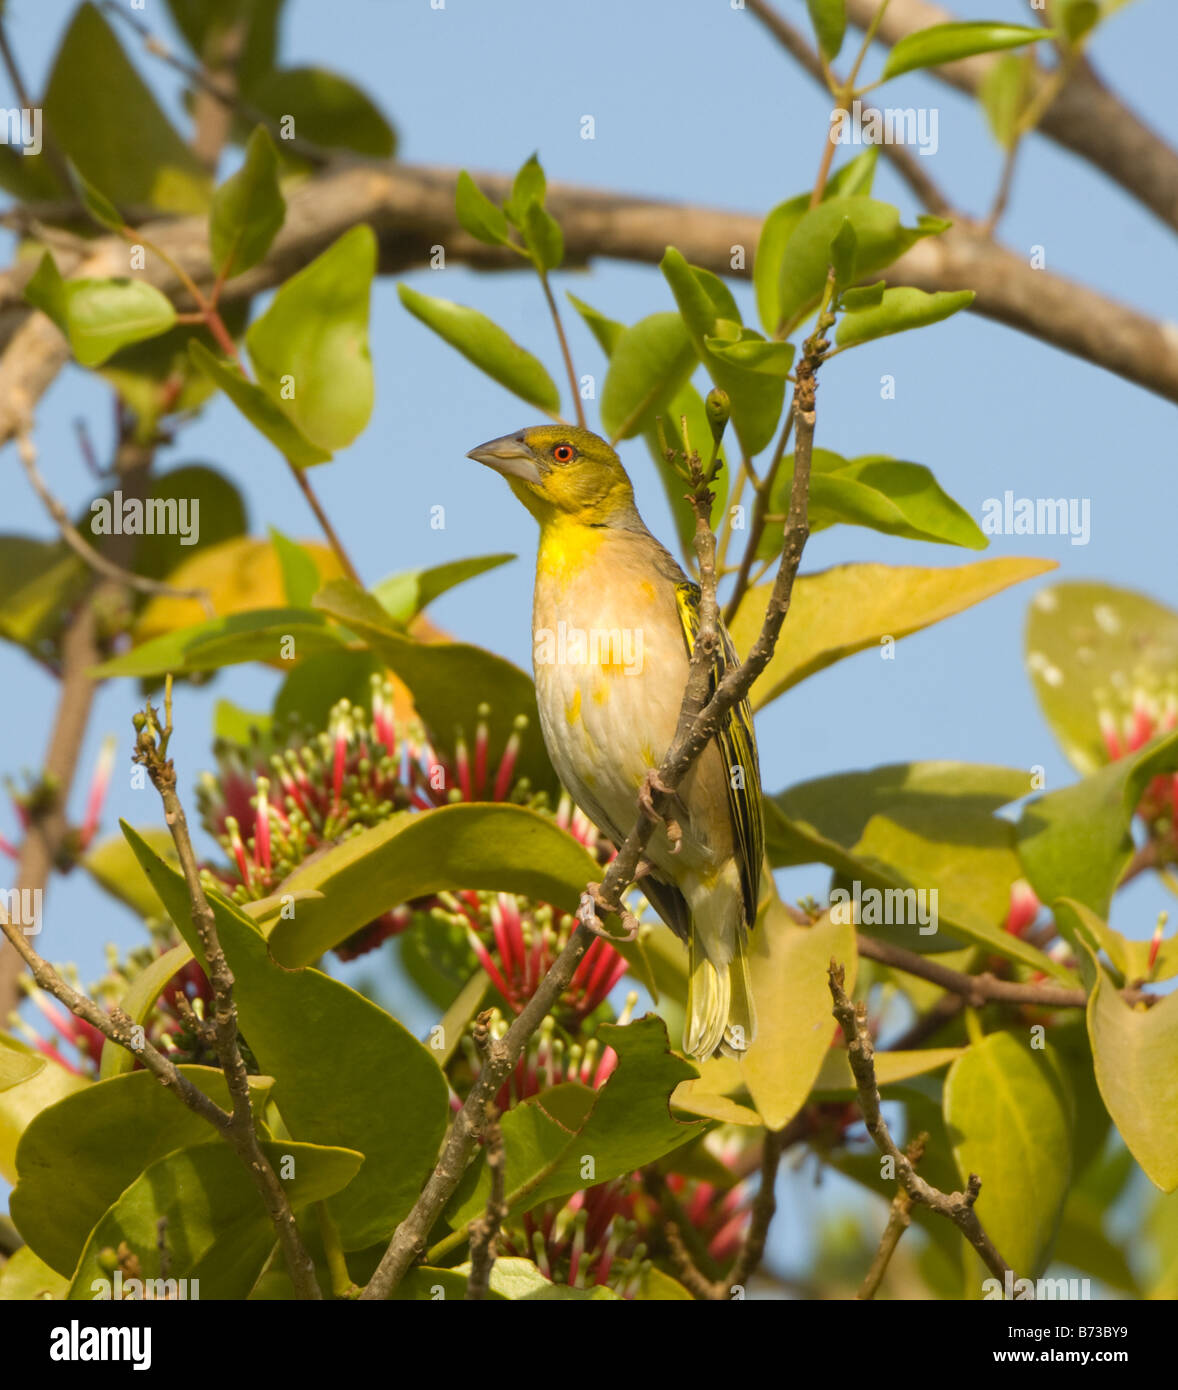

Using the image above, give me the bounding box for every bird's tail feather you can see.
[720,932,756,1060]
[686,928,729,1062]
[683,874,757,1061]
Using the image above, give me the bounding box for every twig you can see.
[538,271,585,430]
[858,1133,925,1298]
[132,685,322,1300]
[745,0,951,217]
[16,424,215,617]
[0,432,154,1021]
[654,1109,808,1299]
[723,406,795,624]
[361,921,594,1297]
[827,960,1015,1283]
[854,932,1152,1009]
[465,1095,507,1299]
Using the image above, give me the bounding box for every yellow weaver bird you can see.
[467,425,763,1061]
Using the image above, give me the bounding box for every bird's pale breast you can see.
[531,523,732,877]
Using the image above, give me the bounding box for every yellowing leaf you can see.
[738,897,856,1130]
[732,557,1056,709]
[133,534,344,641]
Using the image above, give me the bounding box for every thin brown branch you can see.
[361,920,595,1297]
[745,0,952,216]
[465,1081,507,1300]
[855,932,1152,1009]
[539,271,585,430]
[857,1132,926,1299]
[0,433,154,1021]
[828,960,1015,1283]
[132,689,322,1300]
[15,424,215,616]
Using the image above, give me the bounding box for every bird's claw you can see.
[577,882,641,942]
[638,769,683,853]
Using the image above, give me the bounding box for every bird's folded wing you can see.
[673,581,764,930]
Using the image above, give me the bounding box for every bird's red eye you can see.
[552,443,575,463]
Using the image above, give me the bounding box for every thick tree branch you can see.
[3,159,1178,447]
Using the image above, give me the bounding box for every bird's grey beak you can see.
[466,434,544,486]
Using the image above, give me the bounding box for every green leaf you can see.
[1017,730,1178,918]
[465,1256,620,1300]
[979,53,1032,150]
[600,312,697,442]
[754,151,878,333]
[95,303,251,442]
[0,1245,69,1300]
[806,0,847,60]
[1024,580,1178,775]
[398,284,561,414]
[829,216,858,290]
[739,897,857,1129]
[812,1046,963,1095]
[449,1016,701,1226]
[44,3,211,213]
[455,170,510,245]
[704,338,796,377]
[1060,908,1178,1192]
[372,553,516,625]
[246,224,375,451]
[943,1033,1073,1276]
[769,761,1031,863]
[269,527,321,606]
[0,536,87,657]
[641,380,728,563]
[81,826,178,921]
[730,557,1056,709]
[0,1054,88,1186]
[567,293,623,355]
[89,605,345,678]
[835,287,975,348]
[881,22,1053,81]
[248,66,396,157]
[68,1139,362,1299]
[522,200,564,271]
[840,280,886,311]
[70,164,123,231]
[10,1066,273,1276]
[123,825,451,1249]
[272,648,383,730]
[661,247,783,456]
[0,1035,45,1093]
[269,802,606,966]
[767,760,1065,974]
[776,198,946,332]
[188,340,332,466]
[313,578,557,794]
[26,253,177,368]
[761,450,985,554]
[210,125,285,279]
[87,464,249,582]
[505,152,547,226]
[1059,0,1102,42]
[98,943,195,1079]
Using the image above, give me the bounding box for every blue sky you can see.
[2,0,1174,1281]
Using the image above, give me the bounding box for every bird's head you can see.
[466,426,636,526]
